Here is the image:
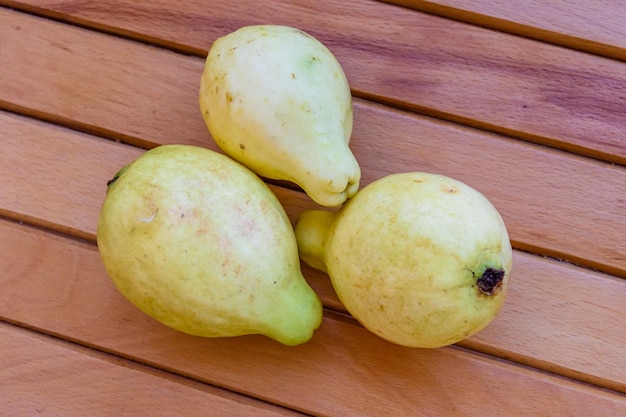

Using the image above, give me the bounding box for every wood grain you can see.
[2,6,626,275]
[1,219,626,416]
[383,0,626,61]
[1,4,625,164]
[2,3,626,415]
[3,30,626,278]
[1,114,626,392]
[0,323,303,417]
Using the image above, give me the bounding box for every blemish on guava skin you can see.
[239,143,246,150]
[295,29,313,39]
[107,175,120,187]
[106,164,130,188]
[475,268,505,295]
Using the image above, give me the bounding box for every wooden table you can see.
[1,1,625,415]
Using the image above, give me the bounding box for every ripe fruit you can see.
[97,144,322,346]
[199,25,360,207]
[295,172,512,348]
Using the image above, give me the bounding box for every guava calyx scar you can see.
[476,267,505,296]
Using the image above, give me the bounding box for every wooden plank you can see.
[1,118,626,395]
[3,52,626,279]
[0,7,206,149]
[2,220,626,416]
[1,5,625,164]
[3,3,625,416]
[351,104,626,277]
[381,0,626,61]
[0,113,143,240]
[0,323,303,416]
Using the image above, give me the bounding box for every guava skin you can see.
[97,145,322,346]
[295,172,512,348]
[199,25,360,207]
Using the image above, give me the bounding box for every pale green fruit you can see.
[199,25,360,207]
[97,144,322,346]
[295,172,512,348]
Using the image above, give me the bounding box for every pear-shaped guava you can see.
[199,25,360,207]
[295,172,512,348]
[97,144,322,346]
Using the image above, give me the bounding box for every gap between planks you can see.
[5,0,626,62]
[0,320,308,417]
[3,92,625,279]
[2,165,626,395]
[1,3,624,404]
[380,0,626,62]
[1,4,625,165]
[2,218,626,416]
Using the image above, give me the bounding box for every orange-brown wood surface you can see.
[383,0,626,60]
[1,1,625,416]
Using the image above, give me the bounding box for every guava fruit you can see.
[97,144,322,346]
[199,24,360,207]
[295,172,512,348]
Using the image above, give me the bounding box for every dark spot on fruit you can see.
[295,29,312,38]
[476,268,505,295]
[106,165,130,188]
[107,175,120,187]
[239,143,246,150]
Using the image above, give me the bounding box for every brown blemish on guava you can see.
[295,29,313,39]
[106,165,130,188]
[107,175,119,187]
[476,268,505,295]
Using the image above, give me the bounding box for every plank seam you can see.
[2,306,625,400]
[0,319,314,416]
[1,4,623,167]
[376,0,626,63]
[354,91,626,167]
[2,217,625,395]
